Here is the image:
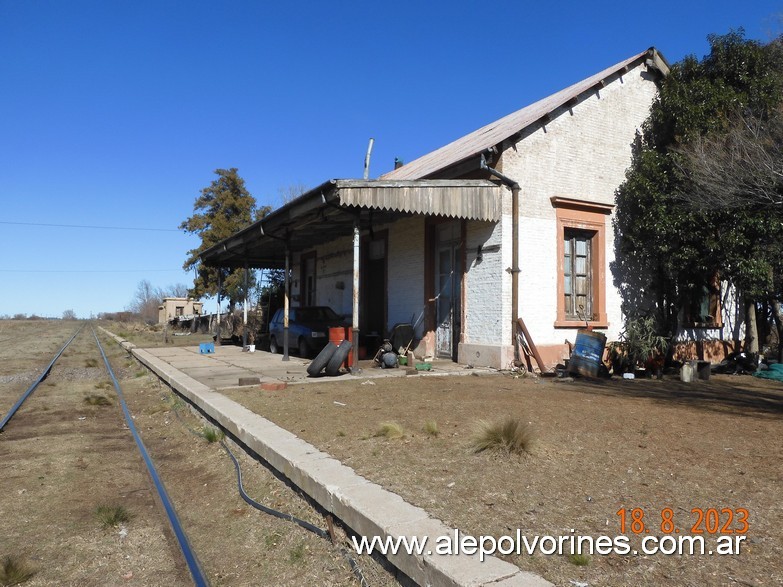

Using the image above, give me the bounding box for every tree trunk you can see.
[771,298,783,363]
[745,300,759,354]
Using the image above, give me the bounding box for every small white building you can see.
[201,48,687,369]
[158,297,203,324]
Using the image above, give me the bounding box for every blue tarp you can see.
[753,363,783,382]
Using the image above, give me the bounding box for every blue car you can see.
[268,306,347,358]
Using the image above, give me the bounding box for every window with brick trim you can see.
[551,197,612,328]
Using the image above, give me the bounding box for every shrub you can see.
[469,417,535,455]
[424,420,439,437]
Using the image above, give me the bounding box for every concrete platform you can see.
[136,343,486,390]
[100,329,551,587]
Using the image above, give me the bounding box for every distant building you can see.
[158,298,203,324]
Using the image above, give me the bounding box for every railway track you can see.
[0,322,380,586]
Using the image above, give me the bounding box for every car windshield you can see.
[294,307,342,322]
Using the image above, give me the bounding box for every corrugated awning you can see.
[200,179,502,269]
[333,180,500,221]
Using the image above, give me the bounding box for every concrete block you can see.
[331,481,430,544]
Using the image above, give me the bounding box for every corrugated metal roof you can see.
[334,180,500,222]
[381,48,668,181]
[199,179,502,269]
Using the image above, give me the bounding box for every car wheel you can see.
[269,336,279,354]
[298,337,309,358]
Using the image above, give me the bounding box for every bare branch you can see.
[674,106,783,210]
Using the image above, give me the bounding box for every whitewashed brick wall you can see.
[500,62,660,352]
[386,216,426,337]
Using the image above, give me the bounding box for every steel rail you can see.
[92,328,209,587]
[0,326,83,432]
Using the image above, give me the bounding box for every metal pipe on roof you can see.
[363,138,375,180]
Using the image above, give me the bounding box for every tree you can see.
[62,309,77,320]
[180,169,258,311]
[277,182,310,205]
[676,106,783,212]
[612,31,783,356]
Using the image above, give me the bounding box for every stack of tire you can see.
[306,340,353,377]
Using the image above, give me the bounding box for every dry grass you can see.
[468,417,535,455]
[83,394,111,406]
[201,426,225,443]
[95,505,132,528]
[0,555,35,586]
[423,420,439,437]
[374,421,404,439]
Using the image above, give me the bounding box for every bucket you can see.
[568,330,606,378]
[328,327,353,368]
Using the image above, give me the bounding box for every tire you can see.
[307,342,337,377]
[325,340,353,376]
[269,336,279,354]
[298,337,309,358]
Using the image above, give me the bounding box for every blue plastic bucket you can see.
[568,330,606,377]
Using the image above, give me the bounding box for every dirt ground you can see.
[6,319,780,587]
[0,321,389,586]
[218,364,783,587]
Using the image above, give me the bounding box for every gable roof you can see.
[381,47,668,181]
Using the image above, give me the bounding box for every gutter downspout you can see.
[480,154,521,363]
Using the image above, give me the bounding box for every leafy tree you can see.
[180,168,260,311]
[613,31,783,355]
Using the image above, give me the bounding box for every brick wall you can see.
[499,62,660,365]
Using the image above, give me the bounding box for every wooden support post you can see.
[517,317,546,373]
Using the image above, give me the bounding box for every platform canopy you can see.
[199,179,502,269]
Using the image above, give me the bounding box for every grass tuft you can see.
[373,421,404,440]
[288,542,306,563]
[84,358,98,368]
[0,554,36,586]
[424,420,439,437]
[468,416,535,455]
[84,394,111,406]
[95,505,132,528]
[201,426,224,443]
[568,553,591,566]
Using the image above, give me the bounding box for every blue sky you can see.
[1,1,781,318]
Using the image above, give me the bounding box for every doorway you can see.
[361,232,388,341]
[434,221,462,360]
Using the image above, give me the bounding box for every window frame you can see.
[552,197,612,328]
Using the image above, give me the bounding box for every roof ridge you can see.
[381,48,664,180]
